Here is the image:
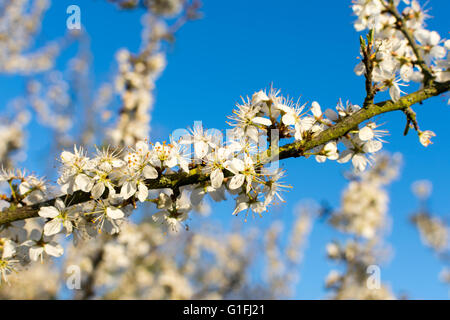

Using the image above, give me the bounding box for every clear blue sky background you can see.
[1,0,449,299]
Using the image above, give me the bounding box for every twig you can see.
[384,0,434,85]
[403,107,419,136]
[361,30,377,108]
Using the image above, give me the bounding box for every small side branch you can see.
[361,31,377,108]
[403,107,419,136]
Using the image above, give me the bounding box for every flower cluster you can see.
[0,0,61,74]
[26,74,74,144]
[410,180,449,253]
[353,0,449,100]
[108,5,186,147]
[0,110,29,168]
[409,180,450,287]
[106,1,204,147]
[330,153,401,238]
[325,240,395,300]
[229,89,388,171]
[56,201,313,300]
[0,0,447,289]
[412,212,449,252]
[109,40,166,146]
[325,154,400,300]
[0,81,405,280]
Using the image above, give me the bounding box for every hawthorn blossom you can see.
[277,99,313,140]
[358,122,388,142]
[0,0,448,296]
[89,200,126,234]
[125,141,159,177]
[203,147,233,189]
[315,142,339,163]
[18,175,48,205]
[412,213,449,252]
[311,101,322,119]
[119,141,159,200]
[352,0,384,32]
[38,199,76,236]
[338,137,382,171]
[403,0,430,30]
[331,154,400,240]
[228,99,272,143]
[170,140,190,173]
[152,210,189,233]
[23,239,64,263]
[434,40,450,83]
[359,125,375,141]
[226,155,258,194]
[411,179,432,200]
[335,100,361,118]
[152,192,191,232]
[91,169,116,200]
[58,146,95,194]
[190,185,227,206]
[373,69,406,101]
[414,29,446,63]
[94,147,126,173]
[150,142,178,169]
[418,130,436,147]
[0,238,18,283]
[232,193,266,218]
[262,168,289,206]
[251,90,270,106]
[181,124,219,159]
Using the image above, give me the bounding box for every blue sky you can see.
[1,0,450,299]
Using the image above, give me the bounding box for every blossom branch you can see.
[384,0,434,84]
[1,80,448,227]
[270,81,449,161]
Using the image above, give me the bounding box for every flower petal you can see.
[210,168,224,189]
[106,207,124,219]
[143,165,158,179]
[229,174,245,190]
[38,206,60,219]
[44,219,63,236]
[44,242,64,257]
[253,117,272,126]
[91,182,105,199]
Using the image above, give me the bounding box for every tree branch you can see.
[1,81,448,227]
[385,0,434,84]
